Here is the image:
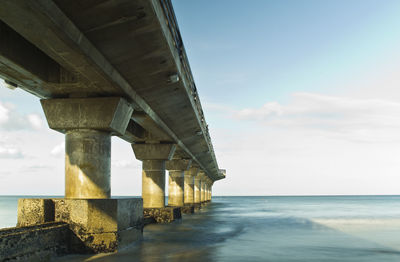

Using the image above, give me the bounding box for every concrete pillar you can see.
[166,159,192,207]
[142,159,166,208]
[194,174,202,204]
[208,179,213,201]
[65,130,110,198]
[184,167,199,205]
[41,97,132,199]
[206,182,210,201]
[203,182,207,202]
[201,180,206,202]
[132,143,176,208]
[199,172,206,202]
[206,178,213,201]
[205,182,210,201]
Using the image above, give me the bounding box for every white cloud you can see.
[27,114,43,129]
[50,142,65,157]
[112,159,137,168]
[0,144,23,158]
[0,101,44,130]
[233,93,400,143]
[236,101,283,119]
[204,92,400,195]
[0,102,9,124]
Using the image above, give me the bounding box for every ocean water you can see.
[2,196,400,261]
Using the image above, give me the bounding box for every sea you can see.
[2,195,400,261]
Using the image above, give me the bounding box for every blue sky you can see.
[2,1,400,195]
[174,0,400,105]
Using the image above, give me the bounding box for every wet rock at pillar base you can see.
[181,205,195,214]
[143,207,182,223]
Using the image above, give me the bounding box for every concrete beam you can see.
[118,120,146,143]
[166,159,192,171]
[132,143,176,160]
[41,97,133,135]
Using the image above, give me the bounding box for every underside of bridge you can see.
[0,0,226,258]
[0,0,225,181]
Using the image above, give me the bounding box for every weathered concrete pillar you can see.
[65,130,110,198]
[206,182,210,201]
[142,159,166,208]
[206,178,213,201]
[208,179,214,201]
[38,98,143,252]
[184,167,199,205]
[41,97,132,198]
[199,172,206,203]
[132,143,176,208]
[205,182,209,201]
[166,159,192,207]
[204,177,211,201]
[194,173,202,205]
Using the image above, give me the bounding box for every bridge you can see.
[0,0,225,258]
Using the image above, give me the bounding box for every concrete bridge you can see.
[0,0,225,258]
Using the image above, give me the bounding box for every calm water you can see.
[2,196,400,261]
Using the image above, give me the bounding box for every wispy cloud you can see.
[50,142,65,157]
[111,159,138,169]
[231,92,400,143]
[0,142,23,159]
[0,101,44,130]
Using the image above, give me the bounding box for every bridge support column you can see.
[199,172,206,204]
[18,97,143,253]
[183,167,199,212]
[206,178,213,202]
[208,183,213,201]
[64,130,111,198]
[205,182,209,202]
[132,143,179,223]
[41,97,132,199]
[166,159,191,208]
[206,182,210,202]
[194,173,202,210]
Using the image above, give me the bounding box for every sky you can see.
[2,1,400,195]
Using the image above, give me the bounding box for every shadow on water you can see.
[55,196,400,262]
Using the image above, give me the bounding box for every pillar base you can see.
[17,198,143,253]
[193,203,202,211]
[201,201,211,207]
[181,205,195,214]
[143,207,181,223]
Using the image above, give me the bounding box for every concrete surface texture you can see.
[17,198,143,253]
[184,167,199,204]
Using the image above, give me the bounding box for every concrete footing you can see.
[181,205,195,214]
[193,203,202,211]
[143,207,181,223]
[0,222,71,261]
[17,198,143,253]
